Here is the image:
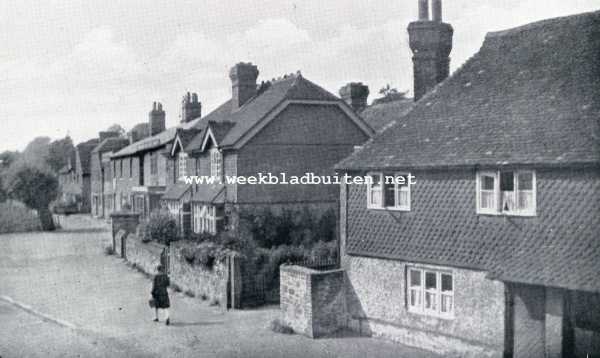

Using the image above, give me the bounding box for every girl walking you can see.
[151,265,170,325]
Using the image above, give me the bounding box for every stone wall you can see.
[169,242,229,308]
[280,265,346,338]
[343,255,506,358]
[126,234,164,274]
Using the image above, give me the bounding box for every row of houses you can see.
[58,1,599,356]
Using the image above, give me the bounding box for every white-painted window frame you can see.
[366,172,411,211]
[407,267,454,319]
[210,148,222,179]
[476,170,536,216]
[178,152,188,178]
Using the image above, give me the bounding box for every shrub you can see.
[172,283,182,293]
[309,241,338,261]
[270,319,294,334]
[140,209,179,245]
[200,293,208,301]
[180,241,233,270]
[184,289,195,298]
[209,298,220,306]
[104,246,115,256]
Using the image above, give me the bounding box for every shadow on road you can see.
[56,228,109,234]
[168,321,224,327]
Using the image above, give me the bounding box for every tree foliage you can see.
[47,136,75,172]
[106,124,126,137]
[3,162,58,230]
[374,84,409,104]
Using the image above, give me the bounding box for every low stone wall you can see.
[280,265,347,338]
[169,242,229,308]
[125,234,164,275]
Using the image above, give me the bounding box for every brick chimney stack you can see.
[149,102,166,136]
[229,62,259,111]
[408,0,453,101]
[339,82,370,112]
[181,92,201,123]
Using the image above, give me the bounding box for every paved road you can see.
[0,215,438,358]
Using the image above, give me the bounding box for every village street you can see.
[0,215,437,358]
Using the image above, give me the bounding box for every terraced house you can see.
[58,138,100,213]
[166,62,374,237]
[336,4,600,358]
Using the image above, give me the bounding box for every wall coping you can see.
[110,211,140,218]
[281,264,345,276]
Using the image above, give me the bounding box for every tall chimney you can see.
[181,92,202,123]
[408,0,453,101]
[418,0,429,20]
[339,82,370,112]
[149,102,166,136]
[229,62,259,111]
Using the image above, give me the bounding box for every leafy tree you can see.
[22,136,51,168]
[374,84,409,104]
[0,150,20,169]
[3,162,59,230]
[47,136,75,173]
[106,124,126,137]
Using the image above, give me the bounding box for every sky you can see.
[1,0,599,151]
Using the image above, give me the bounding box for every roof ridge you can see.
[486,9,600,39]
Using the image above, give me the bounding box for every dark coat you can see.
[151,273,170,308]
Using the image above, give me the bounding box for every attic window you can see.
[178,152,188,178]
[367,172,410,211]
[210,148,222,179]
[476,170,536,216]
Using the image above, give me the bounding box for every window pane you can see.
[425,292,437,310]
[500,171,514,191]
[441,295,453,313]
[384,182,396,207]
[518,172,533,191]
[482,175,495,190]
[441,274,452,292]
[518,191,533,211]
[481,191,495,209]
[410,289,422,307]
[398,190,409,208]
[410,270,421,287]
[425,272,437,289]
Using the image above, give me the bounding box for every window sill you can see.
[367,206,411,212]
[407,309,455,320]
[477,211,536,218]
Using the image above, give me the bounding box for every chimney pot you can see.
[432,0,442,22]
[418,0,429,20]
[149,101,166,136]
[181,92,202,123]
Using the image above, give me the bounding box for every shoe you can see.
[153,318,159,322]
[165,318,170,326]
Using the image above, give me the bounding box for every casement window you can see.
[407,267,454,317]
[178,152,188,178]
[210,148,222,178]
[129,158,133,178]
[193,204,217,234]
[367,172,411,211]
[476,170,536,216]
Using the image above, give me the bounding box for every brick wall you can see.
[343,255,506,357]
[280,265,347,338]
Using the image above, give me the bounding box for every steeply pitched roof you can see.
[161,183,192,200]
[338,11,600,170]
[359,98,414,133]
[92,137,130,154]
[182,74,343,152]
[191,184,225,204]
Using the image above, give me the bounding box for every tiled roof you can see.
[92,137,129,154]
[161,183,191,200]
[182,74,341,152]
[113,127,178,158]
[338,11,600,170]
[191,184,225,204]
[359,98,414,133]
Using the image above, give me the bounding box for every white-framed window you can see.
[193,203,217,234]
[367,172,411,211]
[408,267,454,318]
[210,148,222,179]
[476,170,536,216]
[178,152,188,178]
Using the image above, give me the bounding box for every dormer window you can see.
[210,148,222,178]
[476,170,536,216]
[367,172,411,211]
[177,152,188,178]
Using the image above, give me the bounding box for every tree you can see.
[47,136,75,173]
[22,136,51,168]
[0,150,20,169]
[106,124,126,137]
[374,84,409,105]
[3,162,59,230]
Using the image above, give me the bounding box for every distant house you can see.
[58,138,99,213]
[90,132,129,218]
[165,62,374,238]
[336,5,600,358]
